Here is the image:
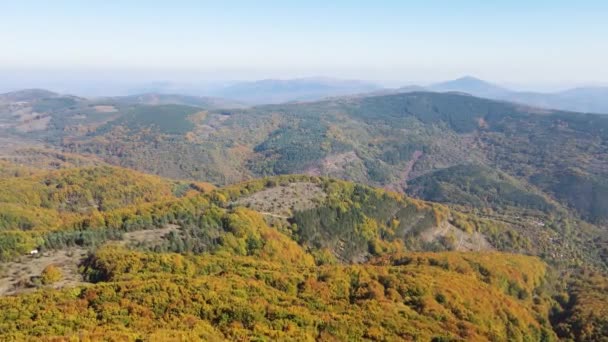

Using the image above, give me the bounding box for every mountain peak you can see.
[453,75,486,82]
[430,76,509,97]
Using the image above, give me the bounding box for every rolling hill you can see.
[1,88,607,272]
[0,248,556,341]
[103,93,246,109]
[4,88,608,227]
[36,91,606,226]
[0,163,605,340]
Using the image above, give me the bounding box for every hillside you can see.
[104,93,246,109]
[0,88,238,145]
[2,90,608,257]
[0,167,580,268]
[0,170,492,261]
[0,165,605,340]
[407,164,556,212]
[0,248,555,341]
[41,91,606,226]
[4,89,608,228]
[3,1,607,340]
[0,164,603,271]
[0,89,60,102]
[0,163,214,259]
[4,89,608,230]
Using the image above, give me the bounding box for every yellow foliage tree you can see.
[41,265,62,285]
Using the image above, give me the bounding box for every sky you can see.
[1,0,607,89]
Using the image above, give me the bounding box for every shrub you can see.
[40,264,62,285]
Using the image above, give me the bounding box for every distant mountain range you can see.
[206,77,382,104]
[424,76,608,114]
[199,75,608,113]
[3,76,608,112]
[144,76,608,113]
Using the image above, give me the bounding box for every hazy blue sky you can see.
[1,1,607,86]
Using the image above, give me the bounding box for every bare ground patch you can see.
[419,221,493,252]
[94,105,118,113]
[321,151,360,173]
[304,151,368,182]
[0,248,88,296]
[0,225,180,296]
[15,115,51,132]
[113,224,180,247]
[385,150,423,193]
[235,182,326,217]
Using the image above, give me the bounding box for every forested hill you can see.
[3,89,608,252]
[3,88,608,230]
[0,165,605,340]
[38,91,608,227]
